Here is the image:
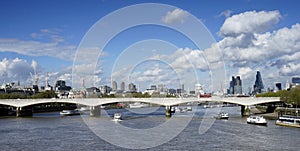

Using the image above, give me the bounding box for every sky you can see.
[0,0,300,94]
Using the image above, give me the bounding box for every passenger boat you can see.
[175,107,181,112]
[79,106,90,111]
[276,115,300,128]
[216,112,229,119]
[129,102,149,108]
[60,109,80,116]
[113,113,122,121]
[246,116,267,126]
[186,106,192,111]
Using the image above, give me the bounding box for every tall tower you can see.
[128,83,137,92]
[121,82,125,91]
[253,71,264,94]
[229,76,236,94]
[112,81,117,91]
[228,76,242,95]
[234,76,242,94]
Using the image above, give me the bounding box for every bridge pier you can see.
[90,106,101,117]
[165,106,171,118]
[16,107,32,117]
[241,105,251,116]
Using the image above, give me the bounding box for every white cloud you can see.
[213,10,300,90]
[279,63,300,76]
[170,48,209,72]
[31,28,65,43]
[0,38,76,60]
[161,8,189,24]
[218,10,232,18]
[220,10,281,37]
[0,58,34,84]
[237,67,254,80]
[221,23,300,69]
[0,28,76,61]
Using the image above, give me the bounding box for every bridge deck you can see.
[0,97,281,107]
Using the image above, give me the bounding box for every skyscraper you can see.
[229,76,236,94]
[275,83,282,91]
[253,71,264,94]
[292,77,300,85]
[128,83,137,92]
[228,76,242,95]
[121,82,125,91]
[112,81,117,91]
[234,76,242,94]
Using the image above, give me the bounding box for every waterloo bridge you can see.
[0,96,281,117]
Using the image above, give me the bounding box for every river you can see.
[0,106,299,150]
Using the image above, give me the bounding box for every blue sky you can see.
[0,0,300,93]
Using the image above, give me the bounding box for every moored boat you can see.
[113,113,122,121]
[276,115,300,128]
[129,102,149,108]
[216,112,229,119]
[247,116,267,126]
[60,109,80,116]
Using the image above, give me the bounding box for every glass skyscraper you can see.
[253,71,264,94]
[228,76,242,95]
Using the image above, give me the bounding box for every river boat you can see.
[60,109,80,116]
[276,115,300,128]
[112,113,122,121]
[129,102,149,108]
[247,116,267,126]
[79,106,90,111]
[175,107,181,112]
[180,108,188,113]
[216,112,229,119]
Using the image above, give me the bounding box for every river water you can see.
[0,106,299,150]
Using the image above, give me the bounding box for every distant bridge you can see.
[0,96,281,108]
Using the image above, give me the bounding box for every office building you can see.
[228,76,242,95]
[253,71,264,94]
[121,82,125,91]
[112,81,117,91]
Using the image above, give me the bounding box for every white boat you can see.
[175,107,181,112]
[171,106,175,113]
[247,116,267,126]
[79,106,90,111]
[216,112,229,119]
[276,115,300,128]
[129,102,149,108]
[180,108,188,113]
[60,109,80,116]
[186,106,192,111]
[112,113,122,121]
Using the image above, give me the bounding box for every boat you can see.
[246,116,267,126]
[171,106,175,113]
[175,107,181,112]
[112,113,122,121]
[276,115,300,128]
[180,108,188,113]
[79,106,90,111]
[60,109,80,116]
[216,112,229,119]
[129,102,149,108]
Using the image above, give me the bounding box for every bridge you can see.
[0,96,281,117]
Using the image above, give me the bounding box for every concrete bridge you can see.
[0,96,281,117]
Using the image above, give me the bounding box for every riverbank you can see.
[251,107,300,120]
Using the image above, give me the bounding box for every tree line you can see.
[0,90,58,99]
[256,86,300,106]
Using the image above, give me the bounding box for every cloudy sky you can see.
[0,0,299,93]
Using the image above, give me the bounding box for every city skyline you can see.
[0,0,300,92]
